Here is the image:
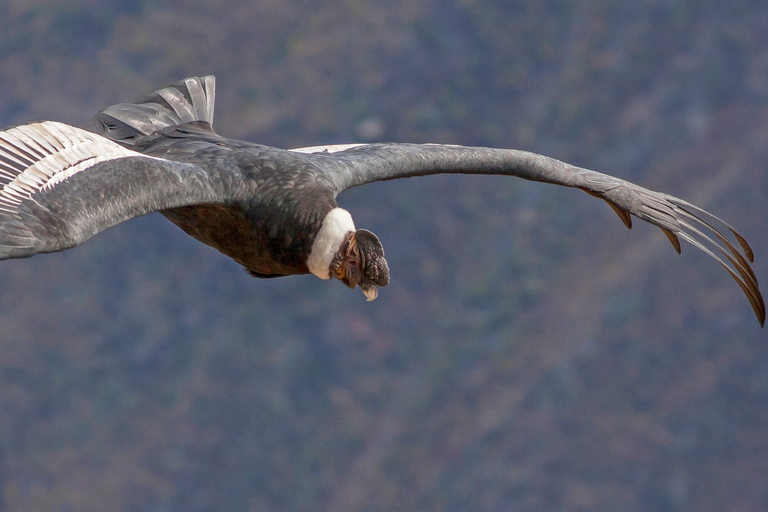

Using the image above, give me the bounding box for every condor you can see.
[0,76,762,324]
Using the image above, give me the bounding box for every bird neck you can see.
[307,207,356,279]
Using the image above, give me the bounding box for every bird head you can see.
[330,229,390,301]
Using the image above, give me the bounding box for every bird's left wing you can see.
[0,121,232,259]
[291,143,764,325]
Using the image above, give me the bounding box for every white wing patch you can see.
[289,143,368,154]
[289,142,462,154]
[0,121,147,213]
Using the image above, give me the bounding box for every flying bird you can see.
[0,76,763,325]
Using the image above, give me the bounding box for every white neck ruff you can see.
[307,208,355,279]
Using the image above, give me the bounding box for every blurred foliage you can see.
[0,1,767,511]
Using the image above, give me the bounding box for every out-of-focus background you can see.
[1,1,767,511]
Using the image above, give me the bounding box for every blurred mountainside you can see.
[0,1,767,511]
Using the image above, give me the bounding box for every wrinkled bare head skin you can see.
[330,229,390,300]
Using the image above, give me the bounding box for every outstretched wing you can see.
[291,143,765,325]
[0,121,229,259]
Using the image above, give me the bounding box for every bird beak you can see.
[361,284,378,301]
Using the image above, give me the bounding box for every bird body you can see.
[0,76,763,323]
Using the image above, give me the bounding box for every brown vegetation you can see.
[0,1,766,511]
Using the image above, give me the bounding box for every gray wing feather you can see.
[293,143,765,325]
[183,75,215,124]
[88,76,216,145]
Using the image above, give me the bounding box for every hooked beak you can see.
[361,284,379,301]
[329,229,388,302]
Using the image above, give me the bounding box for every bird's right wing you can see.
[291,143,764,325]
[0,121,231,259]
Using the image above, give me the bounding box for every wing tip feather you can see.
[729,228,755,263]
[660,227,682,254]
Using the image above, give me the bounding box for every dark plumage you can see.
[0,76,763,324]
